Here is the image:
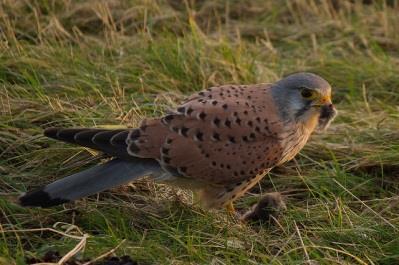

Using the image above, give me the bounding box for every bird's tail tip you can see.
[18,189,69,208]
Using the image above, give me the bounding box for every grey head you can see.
[271,72,337,130]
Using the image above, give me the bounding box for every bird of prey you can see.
[19,72,337,213]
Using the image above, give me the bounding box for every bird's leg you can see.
[225,201,236,215]
[240,192,286,222]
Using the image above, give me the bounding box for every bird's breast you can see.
[277,125,311,165]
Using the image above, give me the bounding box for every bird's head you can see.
[271,72,337,132]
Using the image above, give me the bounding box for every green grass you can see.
[1,0,399,264]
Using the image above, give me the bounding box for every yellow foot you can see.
[225,202,236,215]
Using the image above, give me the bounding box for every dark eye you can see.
[301,88,315,99]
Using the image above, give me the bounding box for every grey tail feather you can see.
[19,158,163,208]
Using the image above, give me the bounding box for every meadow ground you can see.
[1,1,399,264]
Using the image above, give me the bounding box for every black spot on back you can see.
[180,127,189,137]
[186,107,194,115]
[212,132,220,141]
[161,147,169,155]
[195,131,204,141]
[163,114,174,124]
[199,112,206,120]
[213,117,221,127]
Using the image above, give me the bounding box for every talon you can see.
[225,201,236,214]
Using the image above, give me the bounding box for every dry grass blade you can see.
[293,221,310,264]
[0,228,85,240]
[82,239,126,265]
[333,178,398,231]
[57,234,88,265]
[30,234,88,265]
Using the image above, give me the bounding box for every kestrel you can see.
[19,72,337,213]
